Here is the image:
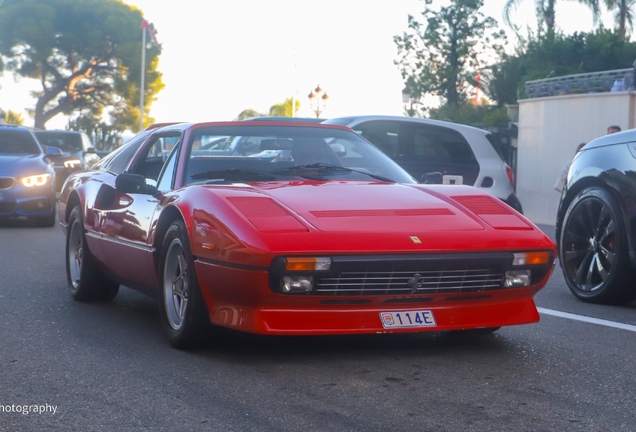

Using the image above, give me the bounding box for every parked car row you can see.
[0,125,103,226]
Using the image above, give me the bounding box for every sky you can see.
[0,0,623,130]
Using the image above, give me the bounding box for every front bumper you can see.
[195,257,554,335]
[0,181,56,219]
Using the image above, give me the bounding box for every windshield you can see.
[0,130,41,155]
[34,132,82,152]
[184,125,416,185]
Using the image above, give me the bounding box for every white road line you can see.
[537,307,636,332]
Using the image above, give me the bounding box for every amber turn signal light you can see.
[285,257,331,271]
[512,251,551,266]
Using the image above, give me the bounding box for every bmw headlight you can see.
[64,159,82,169]
[22,173,51,187]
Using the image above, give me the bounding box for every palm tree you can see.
[5,110,24,125]
[504,0,600,32]
[604,0,636,39]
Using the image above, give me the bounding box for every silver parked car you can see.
[323,115,522,213]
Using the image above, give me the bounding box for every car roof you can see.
[33,129,82,135]
[149,121,352,133]
[244,116,326,123]
[583,128,636,150]
[0,124,33,132]
[324,115,491,136]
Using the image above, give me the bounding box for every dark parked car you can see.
[556,130,636,305]
[34,130,100,191]
[0,124,60,226]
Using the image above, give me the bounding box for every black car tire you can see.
[158,220,210,349]
[559,186,636,305]
[66,206,119,302]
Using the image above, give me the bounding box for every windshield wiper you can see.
[190,169,276,182]
[272,163,395,183]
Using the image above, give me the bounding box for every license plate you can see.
[380,310,436,329]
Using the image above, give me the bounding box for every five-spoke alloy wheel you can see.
[159,220,210,348]
[65,206,119,301]
[559,187,636,304]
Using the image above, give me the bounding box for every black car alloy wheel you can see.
[559,186,636,305]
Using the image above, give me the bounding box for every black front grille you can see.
[315,268,503,296]
[0,177,15,189]
[269,252,554,296]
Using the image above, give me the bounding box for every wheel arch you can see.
[152,204,188,273]
[65,191,83,225]
[557,176,636,269]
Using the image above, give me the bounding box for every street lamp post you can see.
[308,85,328,118]
[402,86,421,117]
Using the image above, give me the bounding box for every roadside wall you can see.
[517,91,636,225]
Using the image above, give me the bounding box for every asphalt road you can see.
[1,219,636,431]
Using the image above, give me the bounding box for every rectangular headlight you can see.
[285,257,331,271]
[504,270,531,288]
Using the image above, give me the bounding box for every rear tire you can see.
[66,206,119,302]
[159,220,210,349]
[559,186,636,305]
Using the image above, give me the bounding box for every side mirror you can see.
[46,146,63,156]
[116,173,160,196]
[421,171,443,184]
[84,147,97,154]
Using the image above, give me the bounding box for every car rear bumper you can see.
[195,259,553,335]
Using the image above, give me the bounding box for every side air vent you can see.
[451,195,510,215]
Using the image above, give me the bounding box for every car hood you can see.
[247,181,485,232]
[191,181,552,262]
[0,154,50,178]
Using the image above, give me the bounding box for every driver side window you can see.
[129,134,182,183]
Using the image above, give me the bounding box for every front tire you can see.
[159,220,210,349]
[66,206,119,301]
[559,186,636,305]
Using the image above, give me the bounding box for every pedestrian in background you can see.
[607,125,621,134]
[0,108,6,125]
[554,143,586,192]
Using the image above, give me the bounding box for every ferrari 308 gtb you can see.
[59,121,555,348]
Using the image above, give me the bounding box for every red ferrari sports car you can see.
[59,121,555,348]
